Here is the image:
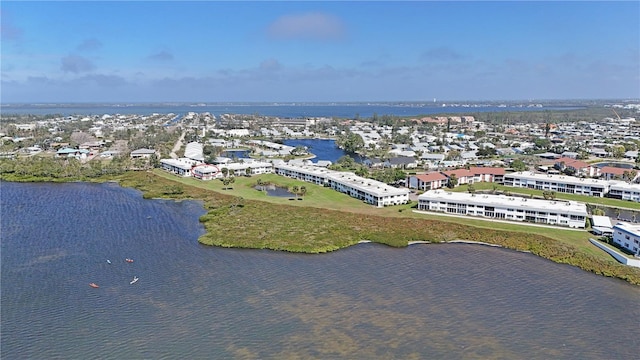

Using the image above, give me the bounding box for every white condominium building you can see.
[274,164,409,207]
[417,190,588,228]
[160,158,200,177]
[608,181,640,202]
[192,164,222,180]
[221,160,273,176]
[502,172,609,197]
[612,222,640,256]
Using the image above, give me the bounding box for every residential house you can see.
[388,156,418,169]
[56,147,89,159]
[130,148,157,159]
[363,158,388,169]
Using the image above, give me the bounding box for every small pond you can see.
[255,185,297,198]
[222,150,250,159]
[593,162,635,169]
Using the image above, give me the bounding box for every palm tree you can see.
[291,185,299,200]
[300,186,307,199]
[221,177,230,190]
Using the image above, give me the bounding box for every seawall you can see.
[589,238,640,268]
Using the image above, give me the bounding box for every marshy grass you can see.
[112,170,640,285]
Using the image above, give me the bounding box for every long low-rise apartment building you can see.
[192,164,222,180]
[220,160,273,176]
[503,172,609,197]
[612,222,640,256]
[608,181,640,202]
[274,163,409,207]
[417,190,588,228]
[160,158,200,177]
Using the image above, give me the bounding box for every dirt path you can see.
[170,131,186,159]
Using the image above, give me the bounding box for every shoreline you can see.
[2,173,640,286]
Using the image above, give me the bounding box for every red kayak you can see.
[89,283,99,288]
[125,258,134,263]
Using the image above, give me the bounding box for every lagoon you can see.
[283,138,364,163]
[1,181,638,359]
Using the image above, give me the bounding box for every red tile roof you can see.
[442,169,474,178]
[600,166,627,175]
[414,172,448,182]
[469,166,505,175]
[555,157,590,169]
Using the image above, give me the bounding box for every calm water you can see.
[593,162,635,169]
[0,103,583,118]
[1,182,639,359]
[283,138,364,163]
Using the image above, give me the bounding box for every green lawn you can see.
[112,170,640,285]
[454,182,640,210]
[153,169,615,262]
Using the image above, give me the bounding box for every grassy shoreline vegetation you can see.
[4,169,640,285]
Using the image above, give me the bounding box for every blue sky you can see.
[1,1,639,103]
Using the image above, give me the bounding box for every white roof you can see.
[591,215,613,229]
[609,181,640,191]
[131,148,155,155]
[505,172,609,188]
[613,221,640,236]
[160,158,198,170]
[223,161,272,171]
[184,142,204,161]
[193,164,220,174]
[418,190,588,215]
[276,163,409,197]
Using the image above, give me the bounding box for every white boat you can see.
[106,259,111,264]
[130,276,139,285]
